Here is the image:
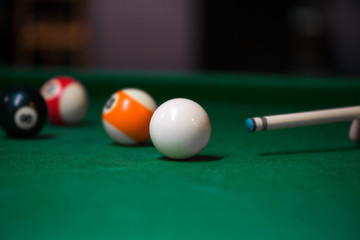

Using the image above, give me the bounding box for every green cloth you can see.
[1,68,360,240]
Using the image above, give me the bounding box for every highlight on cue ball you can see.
[40,75,89,125]
[102,88,157,145]
[149,98,211,160]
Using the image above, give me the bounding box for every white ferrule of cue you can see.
[253,106,360,131]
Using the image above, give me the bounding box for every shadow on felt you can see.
[159,155,223,162]
[3,134,56,140]
[51,120,93,128]
[110,141,154,148]
[32,134,56,140]
[259,146,359,156]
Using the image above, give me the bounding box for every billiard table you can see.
[1,68,360,240]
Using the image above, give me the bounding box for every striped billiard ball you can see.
[0,86,48,138]
[102,88,157,145]
[40,76,88,125]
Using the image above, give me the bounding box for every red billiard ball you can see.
[0,86,48,138]
[40,76,88,125]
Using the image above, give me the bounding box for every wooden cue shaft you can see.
[249,106,360,132]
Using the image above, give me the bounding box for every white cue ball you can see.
[150,98,211,159]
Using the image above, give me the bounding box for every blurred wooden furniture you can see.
[13,0,91,67]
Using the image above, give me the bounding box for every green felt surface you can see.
[1,69,360,240]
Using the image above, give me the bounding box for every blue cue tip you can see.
[245,118,255,132]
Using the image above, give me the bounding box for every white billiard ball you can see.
[40,76,88,125]
[150,98,211,159]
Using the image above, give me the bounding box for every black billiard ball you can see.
[0,86,48,138]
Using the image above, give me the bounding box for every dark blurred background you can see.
[1,0,360,77]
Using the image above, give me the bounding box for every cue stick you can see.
[246,105,360,132]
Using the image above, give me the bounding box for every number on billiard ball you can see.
[105,97,116,110]
[0,86,47,138]
[15,107,37,130]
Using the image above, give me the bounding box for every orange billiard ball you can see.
[102,88,157,145]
